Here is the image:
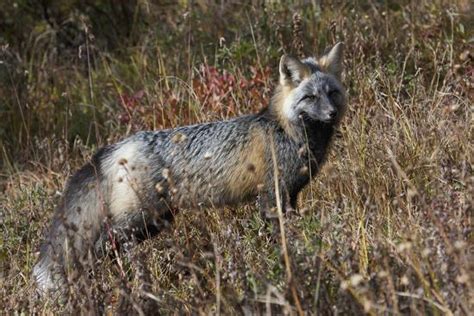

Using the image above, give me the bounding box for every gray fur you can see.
[33,43,347,296]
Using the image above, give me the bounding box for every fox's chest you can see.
[275,125,334,196]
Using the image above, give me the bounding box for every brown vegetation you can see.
[1,0,472,314]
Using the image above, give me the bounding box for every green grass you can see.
[1,0,472,314]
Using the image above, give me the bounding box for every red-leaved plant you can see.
[117,64,272,131]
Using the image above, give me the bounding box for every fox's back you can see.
[129,114,280,208]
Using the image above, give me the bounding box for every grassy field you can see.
[1,0,472,314]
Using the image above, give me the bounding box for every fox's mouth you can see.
[299,112,336,124]
[320,116,337,124]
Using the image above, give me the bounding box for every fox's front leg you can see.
[257,174,296,215]
[256,177,296,237]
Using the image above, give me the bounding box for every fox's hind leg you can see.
[92,138,173,254]
[94,203,174,258]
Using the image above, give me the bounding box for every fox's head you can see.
[272,43,346,129]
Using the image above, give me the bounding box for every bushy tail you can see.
[33,138,170,297]
[33,160,106,295]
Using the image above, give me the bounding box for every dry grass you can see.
[1,1,472,314]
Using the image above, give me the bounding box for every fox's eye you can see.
[301,95,317,102]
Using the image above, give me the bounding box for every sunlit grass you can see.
[1,1,472,314]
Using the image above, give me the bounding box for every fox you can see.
[33,42,346,296]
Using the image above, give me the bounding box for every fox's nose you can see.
[328,109,338,120]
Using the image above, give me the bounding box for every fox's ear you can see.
[279,55,309,86]
[319,42,344,79]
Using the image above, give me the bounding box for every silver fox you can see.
[33,43,346,295]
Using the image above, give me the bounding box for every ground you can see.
[0,1,472,314]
